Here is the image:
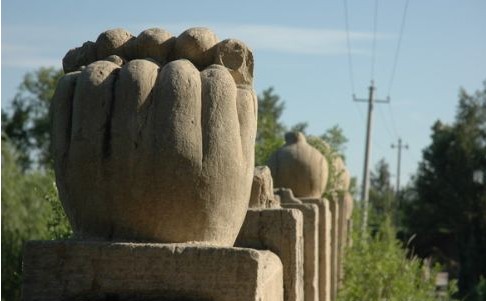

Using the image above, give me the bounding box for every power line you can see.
[370,0,379,81]
[387,0,410,97]
[387,102,400,138]
[378,104,396,140]
[353,101,366,123]
[343,0,356,95]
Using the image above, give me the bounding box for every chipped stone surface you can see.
[53,27,257,246]
[22,241,283,301]
[62,41,97,73]
[250,166,279,209]
[236,208,304,301]
[275,188,302,204]
[300,197,332,301]
[281,203,319,301]
[267,132,328,198]
[214,39,254,85]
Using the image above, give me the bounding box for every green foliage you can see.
[307,135,342,195]
[1,66,72,301]
[1,139,72,301]
[1,67,63,170]
[320,124,348,159]
[45,177,73,240]
[1,140,50,301]
[254,88,350,176]
[369,159,396,228]
[289,122,308,134]
[255,87,286,165]
[307,131,357,198]
[338,209,449,301]
[468,277,486,301]
[402,82,486,298]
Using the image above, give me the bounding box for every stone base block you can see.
[235,208,304,301]
[281,203,319,301]
[22,241,283,301]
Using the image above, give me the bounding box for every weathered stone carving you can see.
[267,132,328,198]
[52,27,257,246]
[250,166,279,208]
[274,188,302,204]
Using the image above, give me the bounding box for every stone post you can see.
[22,27,284,301]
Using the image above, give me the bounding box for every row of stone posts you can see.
[240,131,354,301]
[21,27,353,301]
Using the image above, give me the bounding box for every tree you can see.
[1,137,71,301]
[255,87,286,165]
[1,66,71,301]
[340,159,458,301]
[369,159,395,229]
[320,124,349,159]
[2,67,63,170]
[1,139,51,301]
[290,122,308,134]
[403,82,486,299]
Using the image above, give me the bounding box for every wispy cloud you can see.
[138,23,391,56]
[2,44,62,68]
[2,22,393,69]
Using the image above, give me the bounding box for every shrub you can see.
[338,210,456,301]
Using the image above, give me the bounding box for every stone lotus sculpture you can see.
[52,27,257,246]
[267,132,328,198]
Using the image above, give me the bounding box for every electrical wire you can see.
[370,0,379,81]
[343,0,356,96]
[387,0,410,97]
[387,102,400,138]
[378,104,396,140]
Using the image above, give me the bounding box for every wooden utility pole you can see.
[391,138,408,205]
[354,80,389,234]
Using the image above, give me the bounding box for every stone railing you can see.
[21,27,353,301]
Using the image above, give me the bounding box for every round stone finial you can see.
[267,132,328,198]
[284,131,306,145]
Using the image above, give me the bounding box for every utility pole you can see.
[354,80,389,234]
[391,138,408,205]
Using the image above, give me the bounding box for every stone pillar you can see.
[300,197,332,301]
[267,132,328,198]
[337,191,353,288]
[236,208,304,301]
[281,203,319,301]
[329,198,340,301]
[23,26,280,301]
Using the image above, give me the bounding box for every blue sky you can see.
[2,0,486,192]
